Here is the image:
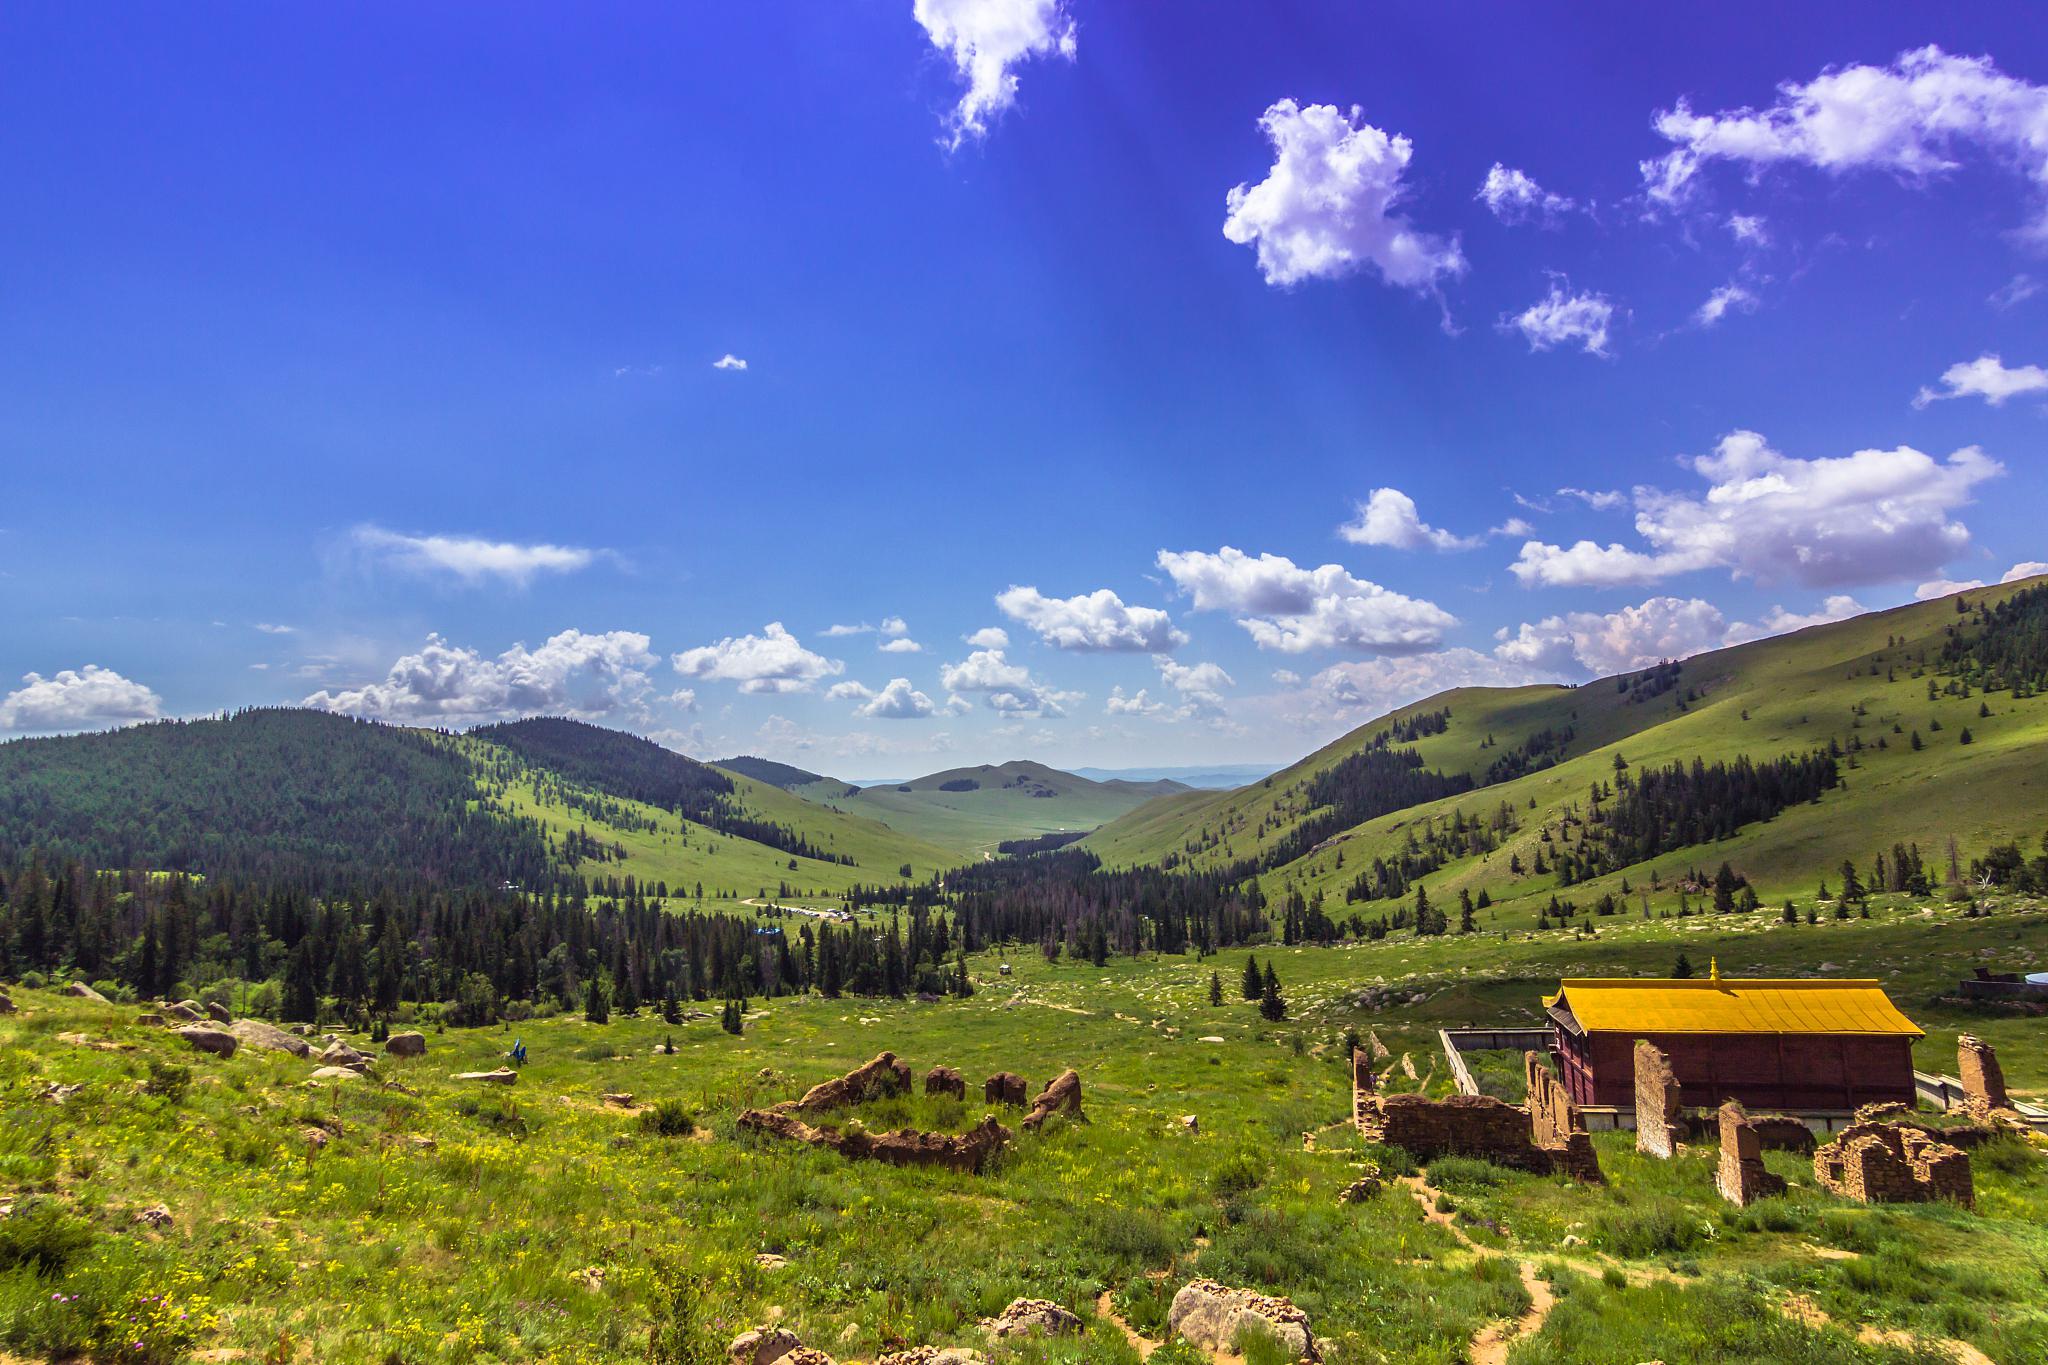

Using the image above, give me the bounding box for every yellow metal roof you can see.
[1543,976,1923,1037]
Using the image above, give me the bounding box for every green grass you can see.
[5,886,2046,1364]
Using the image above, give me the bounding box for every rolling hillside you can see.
[1086,575,2048,919]
[787,759,1188,857]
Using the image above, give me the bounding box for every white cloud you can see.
[822,622,873,637]
[1510,430,2003,590]
[1912,353,2048,408]
[666,688,699,712]
[834,676,939,720]
[879,616,910,638]
[1477,163,1574,224]
[1916,578,1985,600]
[1506,284,1614,355]
[996,585,1186,652]
[253,622,297,635]
[0,665,163,733]
[1222,100,1466,290]
[1991,274,2041,309]
[912,0,1076,148]
[963,626,1010,649]
[938,648,1075,717]
[349,525,603,588]
[1154,655,1235,720]
[1694,282,1760,327]
[1641,46,2048,241]
[712,354,748,371]
[672,622,843,694]
[1724,595,1864,645]
[1495,596,1730,675]
[303,629,657,726]
[1156,546,1455,654]
[1338,487,1480,552]
[1492,516,1538,538]
[2004,561,2048,583]
[1270,669,1302,687]
[878,636,925,654]
[1558,487,1626,511]
[1727,213,1770,245]
[1284,649,1562,731]
[1105,686,1166,718]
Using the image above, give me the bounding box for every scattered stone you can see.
[729,1326,807,1365]
[1021,1069,1084,1131]
[1180,1115,1200,1134]
[136,1012,165,1027]
[318,1041,374,1073]
[229,1019,311,1057]
[1715,1103,1786,1206]
[307,1066,365,1083]
[161,1002,204,1024]
[754,1253,788,1271]
[984,1072,1028,1107]
[302,1127,330,1153]
[1197,1035,1224,1044]
[602,1092,636,1108]
[924,1065,966,1099]
[385,1031,427,1058]
[789,1052,911,1115]
[875,1350,985,1364]
[1337,1172,1381,1204]
[1634,1041,1683,1159]
[39,1082,85,1103]
[0,992,17,1014]
[738,1109,1010,1174]
[981,1298,1082,1341]
[131,1204,173,1230]
[453,1068,518,1085]
[206,1001,232,1024]
[1168,1279,1319,1362]
[1815,1121,1972,1207]
[62,982,109,1002]
[175,1026,238,1058]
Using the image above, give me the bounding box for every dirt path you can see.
[1397,1174,1556,1362]
[1096,1290,1161,1361]
[1782,1293,1995,1365]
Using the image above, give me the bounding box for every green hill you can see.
[802,759,1188,857]
[1087,575,2048,921]
[711,754,846,792]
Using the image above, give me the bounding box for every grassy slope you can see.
[467,738,963,905]
[5,886,2045,1364]
[1089,579,2048,918]
[796,760,1179,859]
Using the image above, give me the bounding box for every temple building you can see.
[1544,964,1922,1112]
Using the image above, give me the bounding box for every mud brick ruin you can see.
[1351,1047,1376,1127]
[788,1051,912,1115]
[984,1071,1028,1106]
[1815,1121,1973,1206]
[1714,1102,1786,1206]
[1523,1052,1603,1182]
[1019,1069,1084,1131]
[1633,1040,1684,1158]
[737,1108,1011,1174]
[1351,1052,1600,1181]
[923,1065,966,1099]
[1958,1034,2010,1117]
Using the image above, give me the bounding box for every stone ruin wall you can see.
[1815,1121,1973,1207]
[1714,1102,1786,1206]
[1523,1052,1603,1182]
[1958,1034,2010,1118]
[1634,1040,1684,1158]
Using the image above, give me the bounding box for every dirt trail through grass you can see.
[1397,1174,1554,1363]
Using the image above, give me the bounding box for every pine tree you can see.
[1241,955,1262,1000]
[1208,971,1223,1006]
[584,975,610,1025]
[1258,970,1288,1021]
[1672,951,1694,979]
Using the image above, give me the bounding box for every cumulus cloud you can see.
[1695,282,1760,327]
[349,525,603,588]
[712,354,748,371]
[303,629,657,726]
[1724,595,1865,645]
[1558,487,1626,511]
[1477,163,1574,224]
[0,665,163,733]
[1916,578,1985,600]
[1105,686,1166,718]
[878,637,925,654]
[912,0,1076,148]
[672,622,843,694]
[1728,213,1770,245]
[996,585,1186,652]
[1285,649,1562,731]
[1506,284,1614,355]
[1510,430,2003,590]
[938,648,1075,717]
[2005,561,2048,582]
[1338,488,1480,552]
[963,626,1010,649]
[1154,656,1235,720]
[1912,354,2048,408]
[1156,546,1455,654]
[1641,46,2048,241]
[1494,596,1730,676]
[1222,100,1466,290]
[830,676,938,720]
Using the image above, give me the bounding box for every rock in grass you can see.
[728,1327,809,1364]
[452,1068,517,1085]
[161,1002,204,1023]
[206,1001,232,1023]
[62,981,109,1002]
[136,1012,164,1027]
[230,1019,311,1057]
[875,1351,986,1364]
[318,1041,374,1073]
[385,1030,427,1057]
[1168,1280,1318,1362]
[981,1299,1081,1340]
[175,1026,238,1058]
[307,1066,365,1083]
[0,993,18,1014]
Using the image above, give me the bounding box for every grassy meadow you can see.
[4,886,2045,1365]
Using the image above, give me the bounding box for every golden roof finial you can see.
[1709,956,1720,983]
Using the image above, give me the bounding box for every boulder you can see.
[984,1072,1028,1107]
[62,982,109,1003]
[385,1031,427,1057]
[1168,1280,1318,1362]
[319,1041,374,1073]
[307,1066,365,1083]
[206,1001,233,1024]
[161,1002,204,1023]
[453,1068,518,1085]
[136,1012,164,1027]
[981,1298,1081,1341]
[175,1026,238,1058]
[0,993,16,1014]
[727,1327,808,1365]
[131,1204,173,1230]
[924,1065,966,1099]
[230,1019,312,1058]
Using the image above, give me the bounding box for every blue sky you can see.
[3,2,2045,776]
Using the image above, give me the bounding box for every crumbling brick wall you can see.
[924,1065,966,1099]
[1634,1040,1683,1159]
[1715,1102,1787,1206]
[1524,1052,1603,1182]
[788,1052,912,1116]
[984,1072,1027,1106]
[1815,1122,1972,1207]
[1357,1094,1554,1173]
[1351,1047,1376,1129]
[1958,1034,2010,1116]
[1020,1070,1084,1131]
